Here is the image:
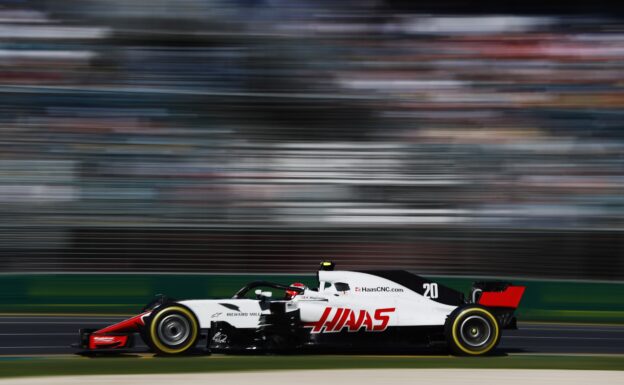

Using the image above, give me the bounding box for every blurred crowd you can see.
[0,0,623,277]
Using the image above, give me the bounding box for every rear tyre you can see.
[146,305,199,355]
[445,305,500,356]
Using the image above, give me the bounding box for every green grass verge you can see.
[0,355,623,378]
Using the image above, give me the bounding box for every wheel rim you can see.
[459,315,492,348]
[157,314,191,347]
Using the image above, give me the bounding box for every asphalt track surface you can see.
[0,315,623,356]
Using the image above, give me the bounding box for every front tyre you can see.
[445,306,500,356]
[147,305,199,355]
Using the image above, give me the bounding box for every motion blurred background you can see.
[1,0,624,281]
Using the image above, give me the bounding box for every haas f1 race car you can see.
[76,262,525,356]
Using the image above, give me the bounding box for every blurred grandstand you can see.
[0,0,623,278]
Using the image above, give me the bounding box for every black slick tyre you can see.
[445,305,500,356]
[145,305,199,356]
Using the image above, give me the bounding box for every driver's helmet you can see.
[285,282,306,300]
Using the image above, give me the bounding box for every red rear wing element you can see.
[478,285,525,308]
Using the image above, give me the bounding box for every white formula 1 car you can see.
[76,262,525,356]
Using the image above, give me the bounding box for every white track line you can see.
[0,322,110,324]
[504,336,624,340]
[1,369,622,385]
[0,318,123,321]
[0,346,68,349]
[0,333,75,336]
[519,328,624,332]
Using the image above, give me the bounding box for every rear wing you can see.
[471,281,526,309]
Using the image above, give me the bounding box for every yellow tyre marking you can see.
[149,306,198,355]
[451,307,499,356]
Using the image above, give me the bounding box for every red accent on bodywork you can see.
[89,335,129,349]
[346,309,366,331]
[478,286,526,308]
[85,311,150,350]
[325,308,345,332]
[94,312,150,335]
[372,308,395,331]
[305,307,396,333]
[311,307,333,333]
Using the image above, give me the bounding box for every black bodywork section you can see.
[360,270,465,306]
[209,301,307,352]
[208,323,448,353]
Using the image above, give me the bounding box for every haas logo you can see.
[305,307,395,333]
